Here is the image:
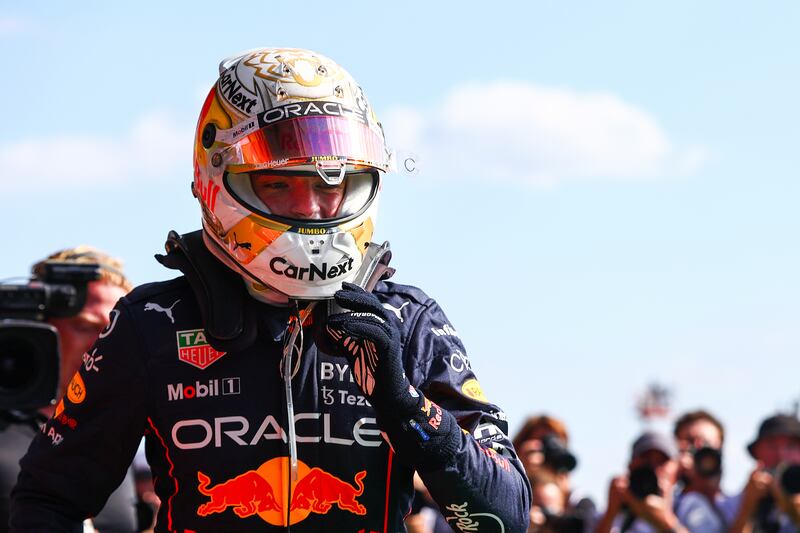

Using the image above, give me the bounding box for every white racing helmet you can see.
[192,48,392,301]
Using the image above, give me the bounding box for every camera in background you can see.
[541,508,586,533]
[541,434,578,473]
[778,463,800,495]
[692,446,723,479]
[0,262,101,412]
[628,465,661,500]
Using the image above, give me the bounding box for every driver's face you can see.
[250,173,345,219]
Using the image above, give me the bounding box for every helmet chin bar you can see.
[325,241,395,314]
[202,221,391,302]
[314,158,348,185]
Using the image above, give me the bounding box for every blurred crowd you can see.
[407,410,800,533]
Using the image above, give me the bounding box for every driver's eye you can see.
[314,182,343,191]
[257,182,288,190]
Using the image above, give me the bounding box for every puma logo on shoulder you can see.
[381,301,410,322]
[144,299,181,324]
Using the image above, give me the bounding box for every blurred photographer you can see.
[0,246,137,532]
[672,410,737,532]
[597,431,686,533]
[513,415,596,533]
[730,413,800,533]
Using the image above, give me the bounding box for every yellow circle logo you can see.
[461,379,489,403]
[66,373,86,404]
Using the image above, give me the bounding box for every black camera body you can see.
[693,446,722,478]
[751,463,800,531]
[778,463,800,495]
[541,434,578,473]
[0,262,101,412]
[539,497,596,533]
[541,509,585,533]
[628,465,661,499]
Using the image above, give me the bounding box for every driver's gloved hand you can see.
[324,282,460,470]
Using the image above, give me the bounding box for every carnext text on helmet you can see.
[269,257,354,281]
[217,72,258,114]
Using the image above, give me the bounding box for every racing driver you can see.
[11,48,531,532]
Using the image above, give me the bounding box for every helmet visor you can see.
[225,170,377,224]
[220,109,389,173]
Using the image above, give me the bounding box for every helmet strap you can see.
[156,230,259,352]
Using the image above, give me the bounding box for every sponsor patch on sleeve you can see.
[66,373,87,404]
[460,378,489,403]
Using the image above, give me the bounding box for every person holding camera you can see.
[0,247,137,532]
[513,415,596,533]
[514,416,572,485]
[10,48,531,532]
[671,409,737,532]
[730,413,800,533]
[597,431,687,533]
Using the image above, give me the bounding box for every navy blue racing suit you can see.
[11,277,531,532]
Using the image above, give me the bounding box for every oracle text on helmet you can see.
[257,100,367,128]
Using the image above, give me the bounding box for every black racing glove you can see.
[325,283,460,470]
[325,282,417,414]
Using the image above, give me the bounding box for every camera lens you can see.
[0,321,60,411]
[780,464,800,495]
[0,337,38,391]
[693,446,722,478]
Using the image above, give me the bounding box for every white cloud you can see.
[0,111,192,192]
[0,84,705,192]
[383,81,707,186]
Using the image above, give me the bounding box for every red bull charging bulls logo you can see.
[196,457,367,526]
[290,467,366,515]
[197,470,280,517]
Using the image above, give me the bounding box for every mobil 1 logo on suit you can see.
[167,378,241,401]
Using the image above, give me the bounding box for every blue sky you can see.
[2,1,799,503]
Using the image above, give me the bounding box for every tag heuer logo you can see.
[176,329,227,369]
